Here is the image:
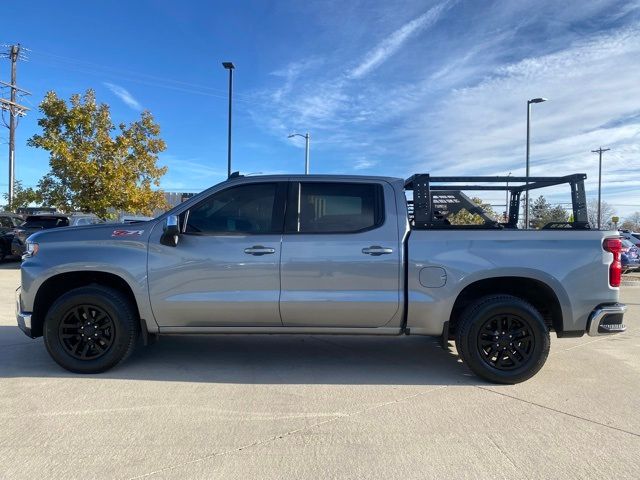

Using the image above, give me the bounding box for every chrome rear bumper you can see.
[587,304,627,337]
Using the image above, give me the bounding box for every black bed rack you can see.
[404,173,589,230]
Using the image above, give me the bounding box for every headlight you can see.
[23,241,39,259]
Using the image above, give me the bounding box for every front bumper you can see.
[16,287,34,338]
[587,303,627,337]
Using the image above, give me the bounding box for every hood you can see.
[27,221,157,244]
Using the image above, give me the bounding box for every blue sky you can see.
[2,0,640,216]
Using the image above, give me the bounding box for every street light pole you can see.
[524,97,547,229]
[222,62,235,178]
[591,147,610,230]
[288,132,311,174]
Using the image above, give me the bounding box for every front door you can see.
[280,180,401,328]
[147,181,286,327]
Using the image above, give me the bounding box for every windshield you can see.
[22,217,69,228]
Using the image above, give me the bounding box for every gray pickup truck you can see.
[16,173,626,383]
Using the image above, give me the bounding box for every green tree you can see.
[27,89,168,218]
[530,195,568,229]
[448,197,498,225]
[2,180,41,210]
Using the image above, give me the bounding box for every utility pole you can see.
[0,44,30,208]
[591,147,610,230]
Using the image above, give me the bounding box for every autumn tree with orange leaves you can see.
[28,89,168,218]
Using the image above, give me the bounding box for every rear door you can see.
[280,180,401,328]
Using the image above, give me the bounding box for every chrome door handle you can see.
[362,246,393,256]
[244,245,276,256]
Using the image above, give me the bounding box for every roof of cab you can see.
[223,173,404,184]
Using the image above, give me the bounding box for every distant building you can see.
[152,192,198,217]
[163,192,197,209]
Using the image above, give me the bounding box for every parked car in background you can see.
[69,213,105,226]
[0,212,24,261]
[620,231,640,246]
[119,214,154,224]
[621,239,640,272]
[11,214,70,257]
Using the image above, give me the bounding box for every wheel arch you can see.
[31,271,141,338]
[448,276,567,337]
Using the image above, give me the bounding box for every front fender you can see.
[20,238,156,332]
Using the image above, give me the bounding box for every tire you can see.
[455,295,550,384]
[43,285,139,373]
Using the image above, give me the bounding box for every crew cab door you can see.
[147,181,286,327]
[280,180,401,328]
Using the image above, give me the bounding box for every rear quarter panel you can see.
[407,230,619,335]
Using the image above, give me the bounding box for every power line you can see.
[27,49,260,103]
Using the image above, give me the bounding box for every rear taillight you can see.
[604,237,622,287]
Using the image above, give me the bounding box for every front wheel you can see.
[455,295,550,384]
[43,285,139,373]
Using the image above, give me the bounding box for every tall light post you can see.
[525,97,547,229]
[591,147,610,230]
[288,132,310,174]
[222,62,235,178]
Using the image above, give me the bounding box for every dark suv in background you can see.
[11,214,70,257]
[0,213,24,261]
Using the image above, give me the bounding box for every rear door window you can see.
[286,182,383,233]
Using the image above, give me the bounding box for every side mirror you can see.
[160,215,180,247]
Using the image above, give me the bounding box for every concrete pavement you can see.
[0,260,638,479]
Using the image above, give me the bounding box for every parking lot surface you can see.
[1,261,638,479]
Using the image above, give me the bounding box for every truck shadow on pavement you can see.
[0,260,20,270]
[0,327,481,386]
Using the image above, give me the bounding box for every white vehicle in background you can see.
[69,214,104,226]
[619,231,640,246]
[118,215,154,224]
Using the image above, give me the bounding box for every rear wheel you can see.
[43,285,138,373]
[455,295,550,384]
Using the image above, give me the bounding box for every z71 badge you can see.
[111,229,144,237]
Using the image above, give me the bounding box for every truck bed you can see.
[406,229,619,336]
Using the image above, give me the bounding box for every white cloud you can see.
[249,0,640,216]
[103,82,143,111]
[348,1,452,79]
[353,158,379,170]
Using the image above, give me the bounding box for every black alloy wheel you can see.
[455,295,550,384]
[477,314,534,371]
[58,305,116,360]
[44,285,138,373]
